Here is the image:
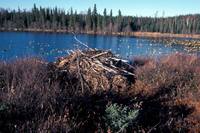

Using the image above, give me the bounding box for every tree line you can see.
[0,4,200,34]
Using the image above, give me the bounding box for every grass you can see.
[0,53,200,132]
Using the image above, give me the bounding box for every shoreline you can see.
[1,29,200,39]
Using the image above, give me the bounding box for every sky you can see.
[0,0,200,17]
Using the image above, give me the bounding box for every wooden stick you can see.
[91,51,109,59]
[76,50,84,93]
[72,32,94,50]
[93,60,118,73]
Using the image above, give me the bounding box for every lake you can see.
[0,32,199,62]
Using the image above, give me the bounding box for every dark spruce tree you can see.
[92,4,98,32]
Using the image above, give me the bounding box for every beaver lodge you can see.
[55,49,135,92]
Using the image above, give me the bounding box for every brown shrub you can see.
[130,53,200,132]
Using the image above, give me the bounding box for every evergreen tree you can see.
[109,9,113,33]
[69,7,74,31]
[102,8,107,32]
[97,14,102,32]
[117,10,122,32]
[92,4,97,32]
[86,8,92,31]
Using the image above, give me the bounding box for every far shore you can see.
[1,28,200,39]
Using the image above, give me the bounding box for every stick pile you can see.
[55,49,135,92]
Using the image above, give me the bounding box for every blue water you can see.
[0,32,199,62]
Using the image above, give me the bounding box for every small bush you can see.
[105,103,139,132]
[0,102,8,111]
